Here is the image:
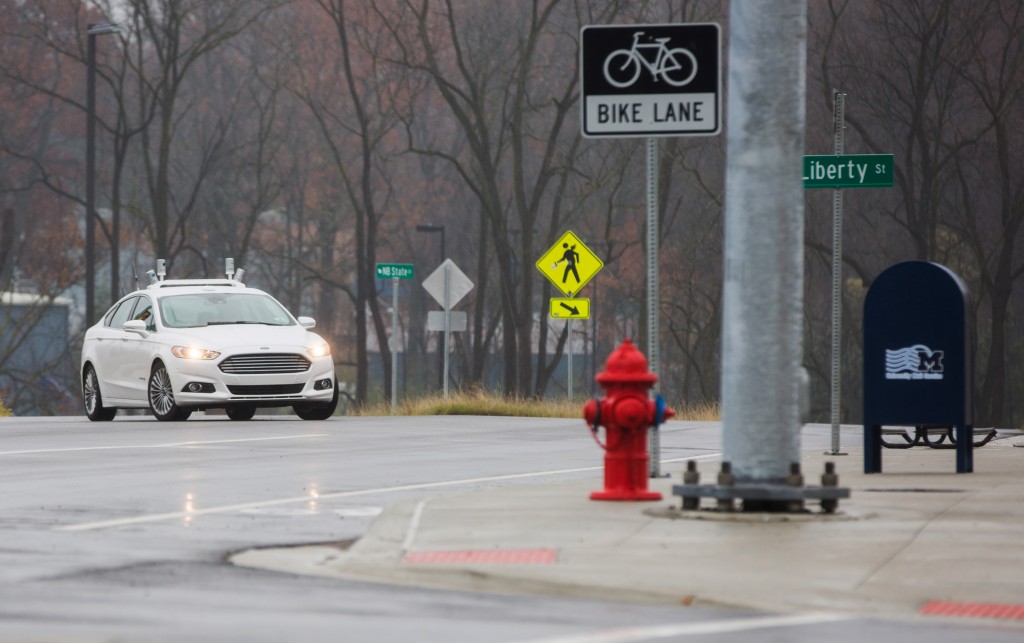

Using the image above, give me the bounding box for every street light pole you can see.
[85,22,121,324]
[86,27,97,324]
[416,224,445,390]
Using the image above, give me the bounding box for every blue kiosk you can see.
[863,261,973,473]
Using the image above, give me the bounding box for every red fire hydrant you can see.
[584,339,675,501]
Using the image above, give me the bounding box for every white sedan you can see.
[81,278,337,421]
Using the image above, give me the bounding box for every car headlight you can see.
[171,346,221,360]
[306,342,331,359]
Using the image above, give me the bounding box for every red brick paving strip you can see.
[403,548,558,565]
[921,600,1024,621]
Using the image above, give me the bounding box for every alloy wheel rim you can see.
[84,370,98,415]
[149,368,174,416]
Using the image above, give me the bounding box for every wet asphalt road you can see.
[1,415,1018,642]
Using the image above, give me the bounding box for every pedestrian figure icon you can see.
[536,230,604,297]
[555,243,581,284]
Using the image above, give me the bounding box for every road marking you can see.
[404,548,557,565]
[53,453,721,532]
[0,434,329,456]
[517,613,851,643]
[402,499,429,552]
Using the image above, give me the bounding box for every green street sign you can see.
[375,263,414,279]
[803,154,893,188]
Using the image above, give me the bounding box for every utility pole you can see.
[720,0,807,496]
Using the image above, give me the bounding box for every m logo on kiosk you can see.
[885,344,944,380]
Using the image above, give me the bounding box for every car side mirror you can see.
[123,319,148,335]
[297,316,316,329]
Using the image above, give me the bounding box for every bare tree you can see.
[379,0,629,397]
[119,0,280,269]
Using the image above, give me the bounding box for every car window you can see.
[103,299,129,327]
[106,297,137,329]
[159,293,295,329]
[131,296,156,332]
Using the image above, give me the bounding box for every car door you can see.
[120,295,157,401]
[94,296,137,400]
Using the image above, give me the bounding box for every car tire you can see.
[83,365,117,422]
[148,362,192,421]
[226,405,256,421]
[293,380,339,421]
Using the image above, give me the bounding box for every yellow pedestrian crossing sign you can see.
[550,298,590,320]
[536,230,603,296]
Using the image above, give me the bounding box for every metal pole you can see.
[646,137,660,384]
[85,29,97,325]
[567,318,573,400]
[721,0,807,488]
[443,263,450,400]
[415,224,445,392]
[84,23,121,320]
[646,137,662,477]
[439,228,446,391]
[391,276,399,413]
[591,281,598,396]
[829,91,846,455]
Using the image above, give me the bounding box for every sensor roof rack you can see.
[145,258,246,287]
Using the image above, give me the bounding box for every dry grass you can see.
[0,399,11,417]
[355,389,720,421]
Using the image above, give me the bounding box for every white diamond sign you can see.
[422,259,473,311]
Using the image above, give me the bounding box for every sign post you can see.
[536,231,604,399]
[581,22,721,478]
[422,259,473,400]
[376,263,414,412]
[804,98,894,456]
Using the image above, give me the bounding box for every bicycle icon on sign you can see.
[602,31,698,88]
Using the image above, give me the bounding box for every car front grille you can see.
[227,384,305,395]
[219,353,310,374]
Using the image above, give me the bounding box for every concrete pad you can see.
[232,439,1024,623]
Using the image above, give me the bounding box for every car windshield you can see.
[159,293,295,328]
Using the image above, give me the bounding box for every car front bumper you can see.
[165,350,335,407]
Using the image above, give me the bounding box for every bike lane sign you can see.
[580,23,721,138]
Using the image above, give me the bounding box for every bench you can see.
[880,425,997,449]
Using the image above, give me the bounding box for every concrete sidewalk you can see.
[233,434,1024,622]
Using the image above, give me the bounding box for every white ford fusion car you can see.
[81,272,337,422]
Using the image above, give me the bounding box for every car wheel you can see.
[293,380,339,420]
[226,405,256,421]
[83,365,117,421]
[148,362,192,421]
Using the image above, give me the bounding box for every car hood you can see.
[164,324,322,350]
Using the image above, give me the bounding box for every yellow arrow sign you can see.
[535,231,603,296]
[550,298,590,320]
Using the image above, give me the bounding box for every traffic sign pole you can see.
[421,259,474,401]
[443,263,450,400]
[376,263,414,413]
[647,137,664,478]
[580,22,721,477]
[829,91,846,456]
[391,276,399,413]
[568,318,573,400]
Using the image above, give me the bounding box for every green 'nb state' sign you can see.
[375,263,414,279]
